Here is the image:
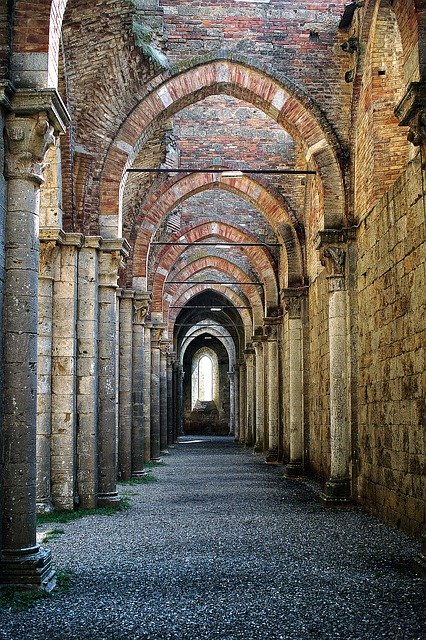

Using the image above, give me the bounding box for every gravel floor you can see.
[0,436,424,640]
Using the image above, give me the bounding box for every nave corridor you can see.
[0,437,423,640]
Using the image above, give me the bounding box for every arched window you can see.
[198,355,213,401]
[191,347,218,409]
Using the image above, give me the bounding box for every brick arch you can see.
[155,257,264,319]
[12,0,67,87]
[133,173,303,281]
[149,222,279,309]
[167,286,257,339]
[100,58,348,236]
[179,325,237,368]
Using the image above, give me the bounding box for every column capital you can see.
[160,339,170,356]
[315,229,350,280]
[82,236,102,250]
[5,111,56,184]
[150,323,166,346]
[119,288,135,301]
[395,82,426,168]
[39,227,65,244]
[244,345,255,358]
[10,88,70,133]
[61,232,84,248]
[281,287,307,318]
[39,238,61,280]
[101,238,131,259]
[133,291,151,325]
[4,89,70,184]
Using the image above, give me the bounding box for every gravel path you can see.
[1,436,424,640]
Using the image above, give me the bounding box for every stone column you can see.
[282,290,306,476]
[1,91,68,590]
[253,334,265,453]
[160,339,169,454]
[117,289,134,481]
[97,239,130,506]
[178,363,185,436]
[51,232,82,511]
[172,358,180,442]
[228,369,236,436]
[150,324,165,461]
[238,358,247,444]
[143,320,152,463]
[131,292,150,476]
[167,353,175,446]
[264,318,281,463]
[244,346,255,447]
[316,232,351,503]
[76,236,101,508]
[36,232,61,513]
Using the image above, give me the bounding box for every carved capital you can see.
[281,287,307,319]
[315,230,347,278]
[133,291,151,325]
[160,339,170,356]
[284,297,302,319]
[99,239,130,286]
[98,250,122,288]
[151,324,165,346]
[5,112,55,184]
[263,318,280,340]
[39,240,60,279]
[407,109,426,169]
[320,246,346,276]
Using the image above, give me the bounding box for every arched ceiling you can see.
[55,0,357,363]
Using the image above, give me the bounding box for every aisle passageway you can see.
[1,438,423,640]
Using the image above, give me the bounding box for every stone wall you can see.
[356,154,425,538]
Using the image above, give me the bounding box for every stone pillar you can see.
[51,232,82,511]
[131,292,150,476]
[76,236,101,509]
[172,358,180,442]
[264,318,281,463]
[150,324,165,461]
[244,346,255,447]
[117,289,134,480]
[143,320,152,463]
[282,290,306,476]
[237,358,247,444]
[316,231,351,504]
[228,369,236,436]
[97,239,130,506]
[167,353,175,446]
[178,363,185,436]
[160,339,169,454]
[253,335,265,453]
[36,232,61,513]
[1,91,68,590]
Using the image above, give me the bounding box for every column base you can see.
[253,441,263,453]
[0,546,56,592]
[160,449,170,456]
[320,478,352,506]
[265,449,279,464]
[131,470,147,478]
[97,492,121,507]
[283,462,305,477]
[151,456,162,463]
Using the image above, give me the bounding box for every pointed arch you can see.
[99,58,348,237]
